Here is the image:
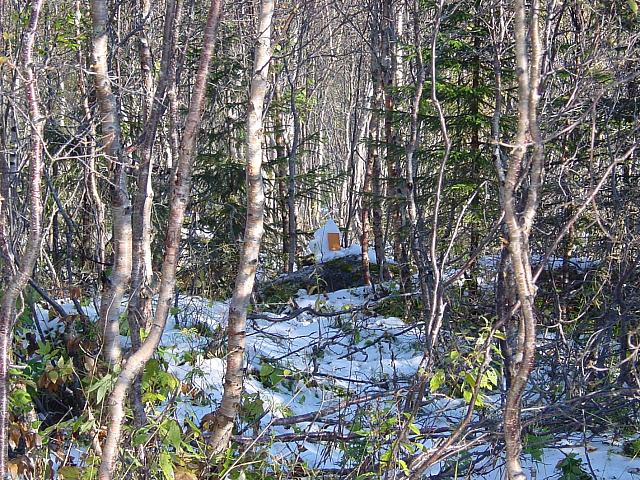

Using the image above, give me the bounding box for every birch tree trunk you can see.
[206,0,274,455]
[98,1,224,477]
[0,0,45,474]
[501,1,543,478]
[127,0,182,431]
[91,0,132,366]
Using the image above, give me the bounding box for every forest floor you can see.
[32,262,640,479]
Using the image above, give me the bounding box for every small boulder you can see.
[259,254,379,304]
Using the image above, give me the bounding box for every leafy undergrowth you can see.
[8,271,640,479]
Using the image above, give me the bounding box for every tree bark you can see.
[91,0,132,366]
[138,0,154,124]
[501,1,543,478]
[286,69,299,274]
[0,0,45,474]
[75,0,106,278]
[127,0,183,438]
[362,1,384,287]
[404,0,429,313]
[98,1,224,477]
[273,84,290,270]
[361,96,380,287]
[380,0,398,281]
[206,0,274,455]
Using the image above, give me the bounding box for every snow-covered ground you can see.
[31,256,640,478]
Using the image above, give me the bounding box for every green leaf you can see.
[486,368,498,387]
[429,370,445,393]
[78,416,95,435]
[165,420,182,451]
[184,417,201,436]
[133,431,149,447]
[142,359,161,384]
[259,363,274,380]
[524,434,552,461]
[142,392,165,403]
[464,372,476,389]
[159,451,174,480]
[628,0,638,15]
[398,459,410,476]
[58,466,82,479]
[408,423,421,436]
[10,389,32,409]
[96,382,109,404]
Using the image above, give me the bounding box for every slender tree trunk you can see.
[98,1,224,478]
[127,0,159,348]
[79,55,106,280]
[372,146,385,277]
[287,78,299,273]
[126,0,183,443]
[425,0,450,356]
[0,0,45,474]
[138,0,154,123]
[284,18,307,273]
[380,0,398,280]
[467,27,481,296]
[361,94,380,287]
[75,0,105,276]
[167,7,184,174]
[206,0,274,455]
[362,2,384,287]
[0,72,14,287]
[490,13,520,392]
[344,56,368,246]
[404,0,429,310]
[91,0,132,366]
[501,1,543,478]
[52,161,61,267]
[273,87,290,270]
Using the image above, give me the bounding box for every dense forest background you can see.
[0,0,639,478]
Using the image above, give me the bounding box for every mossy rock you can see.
[259,281,303,305]
[258,255,374,304]
[370,261,401,277]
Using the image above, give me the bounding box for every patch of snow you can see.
[307,218,378,264]
[475,435,640,480]
[34,272,639,478]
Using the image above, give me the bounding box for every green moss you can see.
[369,261,401,278]
[261,282,301,305]
[298,253,315,267]
[373,294,423,322]
[374,295,406,318]
[623,439,640,457]
[326,257,358,273]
